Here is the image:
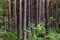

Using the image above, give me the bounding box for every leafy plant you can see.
[1,32,18,40]
[26,21,46,40]
[44,29,57,40]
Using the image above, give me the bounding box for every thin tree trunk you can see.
[55,0,58,29]
[12,0,14,32]
[8,0,11,31]
[43,0,45,20]
[30,0,34,23]
[28,0,31,37]
[38,0,42,22]
[19,0,22,39]
[35,0,39,35]
[16,0,20,39]
[23,0,27,40]
[51,0,54,17]
[12,0,17,32]
[41,0,44,21]
[51,0,54,27]
[45,0,49,34]
[36,0,39,24]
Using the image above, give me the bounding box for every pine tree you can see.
[55,0,58,29]
[8,0,11,31]
[28,0,31,37]
[45,0,49,34]
[19,0,22,39]
[23,0,27,40]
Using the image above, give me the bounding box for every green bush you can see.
[1,32,18,40]
[26,21,46,40]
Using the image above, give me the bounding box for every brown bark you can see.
[30,0,34,23]
[23,0,27,40]
[38,0,42,22]
[45,0,49,34]
[55,0,58,29]
[12,0,17,32]
[51,0,54,17]
[51,0,54,27]
[28,0,31,37]
[19,0,22,39]
[8,0,11,31]
[36,0,39,24]
[35,0,39,35]
[16,0,21,39]
[41,0,44,21]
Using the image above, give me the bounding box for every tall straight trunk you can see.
[36,0,39,24]
[30,0,34,23]
[16,0,20,39]
[4,1,6,32]
[51,0,54,17]
[28,0,31,37]
[35,0,39,35]
[43,0,45,20]
[55,0,58,29]
[45,0,49,34]
[38,0,42,22]
[11,0,14,32]
[12,0,14,32]
[38,0,44,22]
[23,0,27,40]
[51,0,54,27]
[12,0,17,32]
[19,0,22,39]
[41,0,44,21]
[8,0,11,31]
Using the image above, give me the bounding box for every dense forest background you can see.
[0,0,60,40]
[0,0,60,28]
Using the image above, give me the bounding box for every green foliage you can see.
[44,29,57,40]
[56,34,60,40]
[37,21,46,36]
[26,21,46,40]
[3,32,17,40]
[44,28,60,40]
[0,27,18,40]
[0,0,60,40]
[56,28,60,33]
[26,20,60,40]
[1,32,18,40]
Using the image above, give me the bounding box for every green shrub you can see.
[1,32,18,40]
[44,28,60,40]
[37,21,46,36]
[26,21,46,40]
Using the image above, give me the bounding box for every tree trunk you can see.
[36,0,39,24]
[8,0,11,31]
[38,0,42,22]
[23,0,27,40]
[27,0,31,37]
[45,0,49,34]
[51,0,54,27]
[55,0,58,29]
[19,0,22,39]
[14,0,17,31]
